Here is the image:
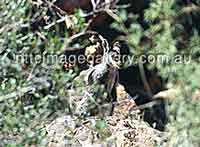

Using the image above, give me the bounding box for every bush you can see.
[0,0,199,146]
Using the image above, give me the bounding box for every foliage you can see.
[0,0,200,146]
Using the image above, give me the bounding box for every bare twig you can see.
[27,63,37,81]
[35,31,47,41]
[44,15,69,30]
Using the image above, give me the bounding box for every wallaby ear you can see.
[112,41,121,51]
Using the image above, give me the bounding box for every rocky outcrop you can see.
[46,99,165,147]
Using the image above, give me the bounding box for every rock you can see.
[46,99,164,147]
